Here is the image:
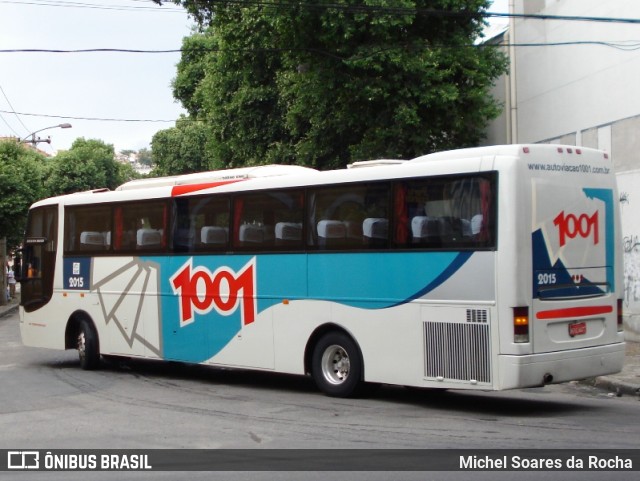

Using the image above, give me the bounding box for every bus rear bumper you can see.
[497,342,625,390]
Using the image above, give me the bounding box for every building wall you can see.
[512,0,640,152]
[487,0,640,161]
[484,0,640,339]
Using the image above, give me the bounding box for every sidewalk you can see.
[588,339,640,397]
[0,298,638,397]
[0,295,19,319]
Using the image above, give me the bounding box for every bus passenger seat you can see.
[471,214,483,237]
[363,218,389,240]
[80,231,105,249]
[275,222,302,244]
[411,216,439,242]
[239,224,273,244]
[363,218,389,247]
[201,226,228,245]
[136,228,162,248]
[317,220,346,247]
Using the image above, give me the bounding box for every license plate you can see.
[569,321,587,337]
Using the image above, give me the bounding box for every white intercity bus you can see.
[18,144,625,397]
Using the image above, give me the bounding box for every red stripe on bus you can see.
[171,180,244,196]
[536,305,613,320]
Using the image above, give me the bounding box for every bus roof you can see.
[29,144,611,209]
[116,164,317,191]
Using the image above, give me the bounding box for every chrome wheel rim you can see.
[321,344,350,385]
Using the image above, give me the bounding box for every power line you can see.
[0,112,22,137]
[493,40,640,51]
[0,48,185,54]
[485,11,640,24]
[0,84,31,135]
[0,108,185,123]
[5,0,640,24]
[2,38,640,57]
[0,0,185,13]
[152,0,640,24]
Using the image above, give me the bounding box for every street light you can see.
[22,123,72,146]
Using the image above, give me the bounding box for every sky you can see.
[0,0,509,156]
[0,0,192,155]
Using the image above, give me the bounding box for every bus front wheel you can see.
[311,332,363,398]
[77,319,100,370]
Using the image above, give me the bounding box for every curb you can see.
[591,376,640,398]
[0,304,18,319]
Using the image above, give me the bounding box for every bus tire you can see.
[311,332,363,398]
[77,318,100,370]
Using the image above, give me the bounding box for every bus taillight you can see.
[617,299,623,332]
[513,307,529,343]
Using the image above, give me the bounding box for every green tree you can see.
[0,140,47,248]
[157,0,507,169]
[136,147,153,167]
[151,118,216,176]
[46,138,127,196]
[119,149,136,158]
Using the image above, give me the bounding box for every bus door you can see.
[20,205,58,313]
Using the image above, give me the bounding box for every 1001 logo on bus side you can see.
[170,258,257,328]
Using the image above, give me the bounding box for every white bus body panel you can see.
[20,145,625,392]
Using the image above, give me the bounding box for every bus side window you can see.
[233,190,303,250]
[308,183,390,250]
[113,201,167,252]
[64,205,112,254]
[173,196,231,253]
[394,175,495,249]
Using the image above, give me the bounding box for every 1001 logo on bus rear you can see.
[553,210,599,247]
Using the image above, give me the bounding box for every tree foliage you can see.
[150,117,218,176]
[136,147,153,167]
[155,0,508,170]
[0,138,139,250]
[0,140,47,247]
[46,138,129,196]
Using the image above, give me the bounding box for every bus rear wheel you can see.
[77,319,100,370]
[311,332,363,398]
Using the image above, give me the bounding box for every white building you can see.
[484,0,640,339]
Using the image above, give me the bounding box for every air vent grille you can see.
[424,321,491,383]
